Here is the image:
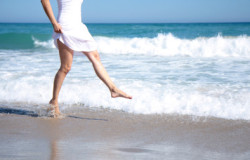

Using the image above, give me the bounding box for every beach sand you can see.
[0,106,250,160]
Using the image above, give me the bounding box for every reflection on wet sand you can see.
[50,140,59,160]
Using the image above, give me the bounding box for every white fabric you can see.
[53,0,97,52]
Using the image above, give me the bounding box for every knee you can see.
[59,64,71,74]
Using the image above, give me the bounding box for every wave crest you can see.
[32,33,250,57]
[96,33,250,57]
[32,36,55,49]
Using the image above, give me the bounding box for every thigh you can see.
[82,50,100,61]
[57,39,74,66]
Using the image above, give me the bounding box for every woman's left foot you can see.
[111,88,132,99]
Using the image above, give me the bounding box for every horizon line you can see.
[0,21,250,24]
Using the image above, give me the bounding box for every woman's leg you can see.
[49,40,74,115]
[83,50,132,99]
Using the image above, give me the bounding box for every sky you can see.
[0,0,250,23]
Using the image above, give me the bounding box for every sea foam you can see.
[0,76,250,120]
[1,33,249,120]
[32,33,250,58]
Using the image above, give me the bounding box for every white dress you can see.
[53,0,97,52]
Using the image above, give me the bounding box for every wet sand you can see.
[0,106,250,160]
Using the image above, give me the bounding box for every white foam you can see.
[1,34,249,120]
[32,36,55,49]
[0,77,250,120]
[32,34,250,58]
[96,34,250,57]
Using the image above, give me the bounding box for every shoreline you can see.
[1,107,250,159]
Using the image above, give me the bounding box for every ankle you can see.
[49,99,58,106]
[110,86,117,92]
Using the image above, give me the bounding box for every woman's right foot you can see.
[48,100,61,118]
[111,88,132,99]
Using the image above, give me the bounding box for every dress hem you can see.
[53,32,98,53]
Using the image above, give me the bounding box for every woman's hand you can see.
[53,23,63,33]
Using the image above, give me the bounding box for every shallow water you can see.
[0,23,250,120]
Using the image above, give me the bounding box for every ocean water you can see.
[0,23,250,120]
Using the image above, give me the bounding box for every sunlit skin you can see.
[41,0,132,117]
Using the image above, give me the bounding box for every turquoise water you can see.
[1,23,250,49]
[0,23,250,120]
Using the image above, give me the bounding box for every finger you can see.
[55,29,61,33]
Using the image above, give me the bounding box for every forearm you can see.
[41,0,57,25]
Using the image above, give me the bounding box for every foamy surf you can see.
[0,76,250,120]
[2,23,250,160]
[32,33,250,58]
[1,23,250,121]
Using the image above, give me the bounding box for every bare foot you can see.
[48,100,61,118]
[111,88,132,99]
